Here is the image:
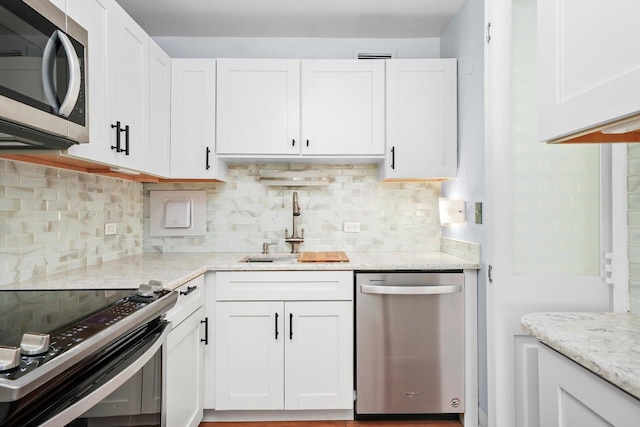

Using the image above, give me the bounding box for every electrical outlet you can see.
[105,223,117,236]
[343,222,361,233]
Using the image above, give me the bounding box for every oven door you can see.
[1,319,169,427]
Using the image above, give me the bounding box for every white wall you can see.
[439,0,488,417]
[154,36,440,59]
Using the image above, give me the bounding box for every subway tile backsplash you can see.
[1,160,444,286]
[0,159,144,286]
[144,163,442,254]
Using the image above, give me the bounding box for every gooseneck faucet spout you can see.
[285,191,304,253]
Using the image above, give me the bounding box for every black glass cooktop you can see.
[0,289,135,347]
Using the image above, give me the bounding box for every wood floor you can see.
[200,421,461,427]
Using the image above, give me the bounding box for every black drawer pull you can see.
[391,146,396,170]
[289,313,293,340]
[275,313,279,340]
[205,147,211,170]
[201,317,209,345]
[111,121,121,152]
[179,285,197,296]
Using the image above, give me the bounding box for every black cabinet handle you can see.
[391,146,396,170]
[306,139,309,147]
[179,285,197,296]
[205,147,211,170]
[123,124,130,155]
[292,139,296,147]
[289,313,293,340]
[200,317,209,345]
[275,313,279,340]
[110,121,121,152]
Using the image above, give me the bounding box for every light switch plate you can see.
[475,202,483,224]
[344,222,361,233]
[105,223,116,236]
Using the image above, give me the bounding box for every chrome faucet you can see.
[285,191,304,253]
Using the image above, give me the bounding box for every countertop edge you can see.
[521,312,640,400]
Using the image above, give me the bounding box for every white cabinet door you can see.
[215,301,285,410]
[65,0,117,166]
[107,2,149,171]
[301,60,384,156]
[147,39,171,177]
[171,59,222,179]
[538,1,640,142]
[284,301,353,410]
[166,306,204,427]
[216,59,300,155]
[383,59,457,180]
[538,344,640,427]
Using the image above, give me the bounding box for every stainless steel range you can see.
[0,285,177,427]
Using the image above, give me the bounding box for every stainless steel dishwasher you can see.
[355,271,465,417]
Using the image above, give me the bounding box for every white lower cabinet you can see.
[214,271,353,412]
[165,276,207,427]
[539,344,640,427]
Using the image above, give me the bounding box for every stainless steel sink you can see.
[239,254,299,263]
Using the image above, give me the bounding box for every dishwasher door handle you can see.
[360,284,461,295]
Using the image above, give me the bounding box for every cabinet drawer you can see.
[166,275,205,326]
[215,271,353,301]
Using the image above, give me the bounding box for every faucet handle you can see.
[262,242,276,254]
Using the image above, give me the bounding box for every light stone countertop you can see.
[3,251,479,291]
[521,312,640,400]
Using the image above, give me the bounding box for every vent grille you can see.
[356,52,394,60]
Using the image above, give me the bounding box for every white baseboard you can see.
[203,409,353,422]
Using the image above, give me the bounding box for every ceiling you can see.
[114,0,466,39]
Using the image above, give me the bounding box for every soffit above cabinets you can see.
[114,0,466,38]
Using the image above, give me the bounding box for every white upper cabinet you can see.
[301,60,384,156]
[381,59,457,180]
[171,59,225,180]
[107,2,149,171]
[216,59,384,158]
[147,40,171,177]
[216,59,300,155]
[64,0,117,166]
[64,0,151,172]
[538,0,640,143]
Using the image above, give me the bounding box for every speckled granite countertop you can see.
[522,312,640,399]
[2,251,479,291]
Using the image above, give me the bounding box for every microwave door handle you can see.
[57,31,82,118]
[360,284,461,295]
[41,30,60,114]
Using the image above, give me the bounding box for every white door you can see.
[65,0,117,166]
[216,59,300,155]
[147,39,171,177]
[384,59,457,180]
[170,59,217,179]
[301,60,384,156]
[538,0,640,142]
[166,307,204,427]
[485,1,612,426]
[108,2,149,171]
[215,301,285,410]
[284,301,353,410]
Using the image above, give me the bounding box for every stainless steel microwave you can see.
[0,0,88,150]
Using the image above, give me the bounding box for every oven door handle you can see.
[360,284,461,295]
[39,323,169,427]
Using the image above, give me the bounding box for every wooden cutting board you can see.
[297,251,350,262]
